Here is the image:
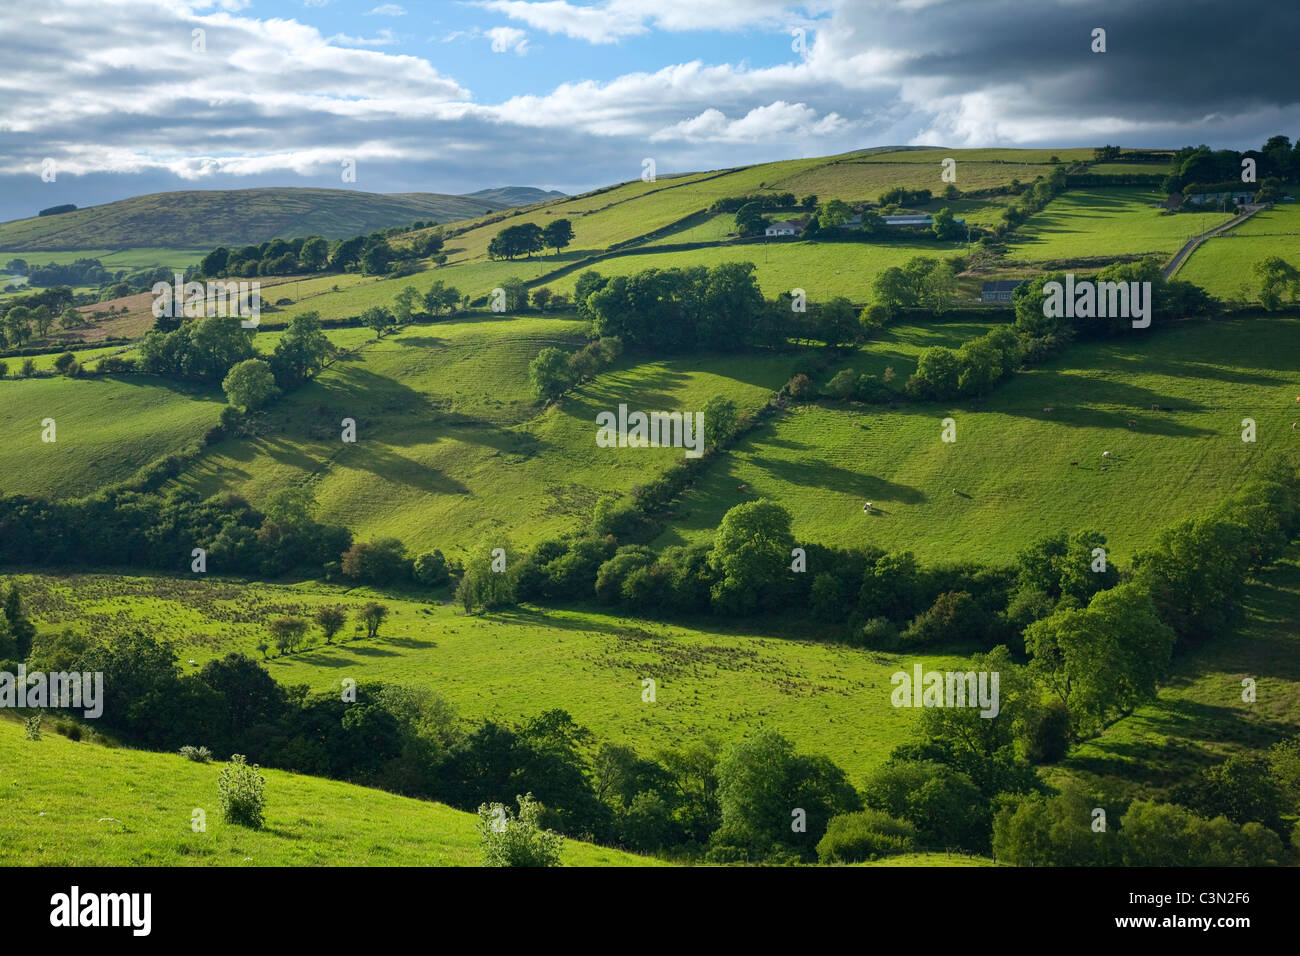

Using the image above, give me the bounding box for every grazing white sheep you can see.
[1102,451,1112,458]
[863,501,873,513]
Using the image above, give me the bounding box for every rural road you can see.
[1163,203,1268,280]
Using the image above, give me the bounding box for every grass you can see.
[1005,189,1234,263]
[1047,547,1300,805]
[0,717,658,866]
[1177,202,1300,301]
[544,241,970,302]
[15,572,970,786]
[0,374,224,498]
[1,247,208,270]
[165,316,799,553]
[653,314,1300,565]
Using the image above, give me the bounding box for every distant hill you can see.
[463,186,567,207]
[0,186,566,252]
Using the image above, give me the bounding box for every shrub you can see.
[180,744,213,762]
[218,754,266,829]
[785,373,815,400]
[477,793,564,867]
[24,714,44,740]
[855,616,900,649]
[816,809,917,863]
[54,718,82,742]
[413,550,450,586]
[825,368,859,400]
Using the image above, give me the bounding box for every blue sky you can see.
[1,0,1297,221]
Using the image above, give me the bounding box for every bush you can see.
[180,744,213,763]
[816,809,917,863]
[785,373,815,400]
[53,718,82,742]
[1018,699,1070,764]
[477,793,564,867]
[218,754,266,829]
[855,616,900,650]
[24,714,43,740]
[413,550,450,586]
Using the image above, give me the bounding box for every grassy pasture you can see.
[1177,202,1300,301]
[544,241,970,302]
[166,317,800,553]
[654,315,1300,565]
[0,374,223,498]
[1005,189,1234,263]
[1048,547,1300,804]
[0,717,656,866]
[16,572,969,785]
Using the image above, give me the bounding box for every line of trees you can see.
[198,223,446,281]
[487,219,573,260]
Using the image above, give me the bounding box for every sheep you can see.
[1070,460,1078,466]
[1042,407,1055,413]
[1151,403,1161,411]
[1127,419,1137,427]
[1102,451,1112,459]
[737,484,747,492]
[863,501,873,513]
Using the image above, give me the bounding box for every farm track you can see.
[1163,203,1268,280]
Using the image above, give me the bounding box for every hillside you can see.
[0,717,659,866]
[0,187,550,252]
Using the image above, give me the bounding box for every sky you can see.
[2,0,1299,221]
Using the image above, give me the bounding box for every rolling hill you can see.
[0,186,565,252]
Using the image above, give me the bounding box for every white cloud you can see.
[487,26,529,54]
[326,28,399,47]
[366,4,406,15]
[473,0,834,44]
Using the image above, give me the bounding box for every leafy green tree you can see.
[734,202,767,236]
[477,793,564,867]
[702,395,739,449]
[1024,581,1174,738]
[817,296,860,346]
[393,285,422,323]
[222,358,279,410]
[341,538,408,585]
[816,809,916,862]
[528,346,574,401]
[357,602,389,639]
[992,787,1116,866]
[709,500,795,614]
[3,585,36,660]
[872,267,914,315]
[819,198,851,227]
[299,236,329,272]
[270,311,333,388]
[542,219,574,254]
[268,616,308,655]
[862,760,988,852]
[713,728,859,861]
[361,306,394,335]
[1170,754,1287,835]
[314,606,347,644]
[1119,800,1285,866]
[360,239,392,275]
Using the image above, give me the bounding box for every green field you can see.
[0,718,657,866]
[1049,548,1300,803]
[654,315,1300,565]
[0,374,223,497]
[1,247,208,271]
[1177,202,1300,301]
[1005,189,1234,263]
[163,317,799,553]
[15,572,969,785]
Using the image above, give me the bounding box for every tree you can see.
[816,809,916,862]
[528,346,574,401]
[713,728,858,861]
[413,551,451,586]
[709,500,795,614]
[992,788,1116,866]
[361,306,394,335]
[393,285,422,324]
[820,198,851,228]
[3,586,36,660]
[1170,754,1287,835]
[734,202,767,237]
[360,240,392,275]
[1253,256,1299,310]
[60,307,83,330]
[919,260,958,313]
[816,297,860,347]
[542,219,574,254]
[299,236,329,272]
[341,538,408,585]
[799,194,818,211]
[531,287,553,311]
[222,358,279,410]
[314,606,346,644]
[268,616,308,655]
[1023,581,1174,738]
[872,267,914,315]
[357,602,389,639]
[702,395,739,449]
[423,280,459,316]
[270,311,334,388]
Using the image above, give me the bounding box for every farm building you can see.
[981,280,1023,303]
[881,214,966,228]
[1186,190,1256,206]
[765,218,808,237]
